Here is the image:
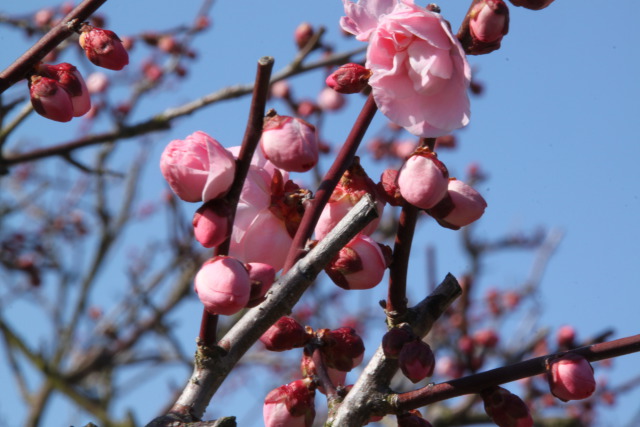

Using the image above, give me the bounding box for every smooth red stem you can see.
[283,94,378,272]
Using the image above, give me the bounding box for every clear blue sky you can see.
[1,1,639,426]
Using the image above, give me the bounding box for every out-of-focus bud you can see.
[245,262,276,307]
[38,63,91,117]
[399,340,435,383]
[142,61,163,82]
[325,234,388,290]
[458,0,509,55]
[326,63,372,94]
[508,0,555,10]
[435,134,457,150]
[397,148,449,210]
[318,327,365,372]
[317,87,345,111]
[428,178,487,229]
[86,72,110,94]
[263,378,316,427]
[260,115,318,172]
[33,8,54,27]
[28,75,74,122]
[397,410,433,427]
[315,157,383,239]
[160,131,236,203]
[158,36,180,54]
[382,324,416,359]
[270,80,291,99]
[194,256,251,316]
[458,335,475,355]
[79,25,129,70]
[296,100,317,117]
[300,351,347,395]
[556,325,576,349]
[547,354,596,401]
[294,22,314,49]
[192,199,231,248]
[260,316,310,351]
[473,328,500,349]
[481,386,533,427]
[392,139,417,160]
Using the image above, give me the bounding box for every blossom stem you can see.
[283,94,378,272]
[393,333,640,412]
[386,138,434,321]
[197,56,274,347]
[0,0,107,94]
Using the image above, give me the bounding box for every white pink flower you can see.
[341,0,471,137]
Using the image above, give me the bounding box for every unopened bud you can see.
[397,148,449,210]
[508,0,555,10]
[481,386,533,427]
[260,115,319,172]
[325,234,387,290]
[318,327,365,372]
[294,22,315,49]
[556,325,576,349]
[317,87,345,111]
[397,410,433,427]
[326,63,372,94]
[428,178,487,229]
[192,199,231,248]
[263,378,316,427]
[382,325,416,359]
[194,256,250,316]
[399,340,435,383]
[260,316,309,351]
[29,75,74,122]
[245,262,276,307]
[547,354,596,401]
[458,0,509,55]
[79,25,129,70]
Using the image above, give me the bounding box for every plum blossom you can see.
[341,0,471,137]
[548,354,596,401]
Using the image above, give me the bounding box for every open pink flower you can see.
[341,0,471,137]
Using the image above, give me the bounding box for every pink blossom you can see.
[159,131,236,203]
[548,354,596,401]
[79,26,129,70]
[263,379,316,427]
[193,256,251,315]
[29,75,74,122]
[428,178,487,229]
[325,234,387,290]
[341,0,471,137]
[260,115,319,172]
[397,149,449,209]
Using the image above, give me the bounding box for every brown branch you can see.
[0,0,108,94]
[393,334,640,412]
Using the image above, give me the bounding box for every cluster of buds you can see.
[382,324,436,383]
[383,147,487,229]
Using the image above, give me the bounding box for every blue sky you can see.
[1,0,639,426]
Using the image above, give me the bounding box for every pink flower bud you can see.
[473,328,500,349]
[458,335,475,355]
[470,0,510,44]
[300,352,347,395]
[325,234,387,290]
[193,256,250,316]
[315,158,382,240]
[260,115,318,172]
[547,354,596,401]
[556,325,576,348]
[28,75,74,122]
[33,8,54,27]
[318,327,365,372]
[294,22,314,49]
[397,411,433,427]
[481,387,533,427]
[399,340,435,383]
[317,87,345,111]
[296,100,317,117]
[260,316,310,351]
[382,325,416,359]
[86,72,110,94]
[160,131,236,203]
[508,0,555,10]
[378,169,404,207]
[38,63,91,117]
[263,379,316,427]
[325,63,372,94]
[428,179,487,229]
[270,80,291,99]
[246,262,276,307]
[397,149,449,209]
[192,199,231,248]
[79,25,129,70]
